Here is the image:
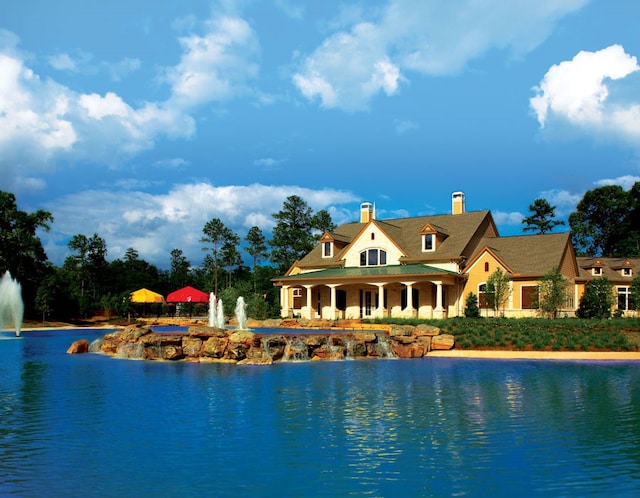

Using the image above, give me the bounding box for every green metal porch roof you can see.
[276,264,459,282]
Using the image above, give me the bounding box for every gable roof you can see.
[466,232,575,277]
[296,210,496,269]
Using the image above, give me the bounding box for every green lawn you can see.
[364,317,640,352]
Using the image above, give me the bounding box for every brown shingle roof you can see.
[297,210,495,268]
[469,232,573,276]
[577,257,640,282]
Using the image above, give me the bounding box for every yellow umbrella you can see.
[130,288,164,303]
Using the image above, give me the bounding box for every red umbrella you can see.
[166,286,210,303]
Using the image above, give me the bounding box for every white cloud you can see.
[0,12,263,190]
[492,211,524,226]
[293,22,402,111]
[537,189,583,217]
[594,175,640,190]
[530,45,640,146]
[165,16,260,108]
[48,53,78,71]
[293,0,589,111]
[43,183,359,268]
[536,177,640,219]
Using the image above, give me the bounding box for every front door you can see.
[360,290,373,318]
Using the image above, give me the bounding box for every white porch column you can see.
[403,281,416,318]
[434,281,445,319]
[281,285,290,318]
[304,285,314,320]
[328,284,338,321]
[376,283,385,318]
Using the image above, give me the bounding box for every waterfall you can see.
[283,337,309,361]
[0,271,24,337]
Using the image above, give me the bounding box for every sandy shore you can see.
[428,350,640,360]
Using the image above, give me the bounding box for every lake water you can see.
[1,328,639,497]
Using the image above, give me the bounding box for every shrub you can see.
[464,292,480,318]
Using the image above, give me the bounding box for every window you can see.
[622,268,632,277]
[617,286,631,311]
[323,242,332,258]
[592,267,602,276]
[522,286,537,309]
[484,262,489,272]
[359,248,387,266]
[371,232,375,240]
[478,283,491,308]
[292,288,302,309]
[423,234,435,252]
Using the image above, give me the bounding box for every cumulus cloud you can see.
[0,13,262,191]
[535,177,640,220]
[594,175,640,190]
[43,183,359,267]
[530,45,640,145]
[537,189,584,217]
[492,211,524,226]
[165,16,260,108]
[293,0,588,110]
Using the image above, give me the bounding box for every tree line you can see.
[1,182,639,323]
[0,192,332,322]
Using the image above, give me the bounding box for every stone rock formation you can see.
[69,319,456,364]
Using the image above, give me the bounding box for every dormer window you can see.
[423,233,435,252]
[323,241,332,258]
[360,249,387,266]
[592,267,602,276]
[419,222,447,254]
[622,267,632,277]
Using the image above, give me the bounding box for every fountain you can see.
[208,292,216,328]
[216,299,225,329]
[235,296,247,330]
[0,271,24,337]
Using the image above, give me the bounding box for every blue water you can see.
[1,329,640,497]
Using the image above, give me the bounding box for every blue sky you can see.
[2,0,640,269]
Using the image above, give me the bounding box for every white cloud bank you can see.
[293,0,589,110]
[43,183,359,268]
[530,45,640,146]
[0,14,260,192]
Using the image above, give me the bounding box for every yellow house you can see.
[272,192,634,319]
[575,257,638,316]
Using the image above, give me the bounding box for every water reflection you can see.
[1,332,640,497]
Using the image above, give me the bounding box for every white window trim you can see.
[322,241,333,258]
[592,267,602,276]
[359,248,387,267]
[422,233,436,252]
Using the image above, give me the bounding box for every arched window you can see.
[360,249,387,266]
[478,283,491,308]
[484,262,489,272]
